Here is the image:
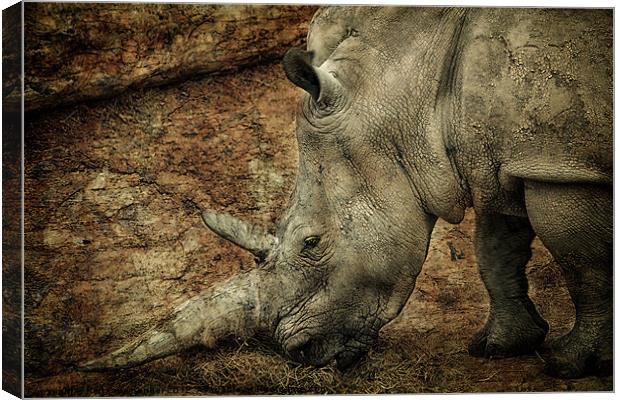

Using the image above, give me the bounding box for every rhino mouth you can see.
[283,333,367,370]
[335,348,365,370]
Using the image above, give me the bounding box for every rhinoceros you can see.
[81,7,612,379]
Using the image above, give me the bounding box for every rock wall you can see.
[24,61,302,385]
[4,3,316,111]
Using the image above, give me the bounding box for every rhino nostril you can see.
[288,338,315,362]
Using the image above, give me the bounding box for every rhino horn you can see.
[283,47,343,106]
[201,210,276,262]
[79,270,271,371]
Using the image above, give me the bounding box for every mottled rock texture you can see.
[3,3,24,397]
[5,3,316,111]
[24,63,300,383]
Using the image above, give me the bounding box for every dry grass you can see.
[26,338,467,396]
[27,319,612,396]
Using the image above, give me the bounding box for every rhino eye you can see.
[303,236,321,250]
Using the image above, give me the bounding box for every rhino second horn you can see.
[79,270,269,371]
[201,210,276,261]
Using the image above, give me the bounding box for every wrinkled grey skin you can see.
[82,7,612,379]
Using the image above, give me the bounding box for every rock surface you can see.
[24,61,299,381]
[5,3,316,111]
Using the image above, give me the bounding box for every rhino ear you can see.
[201,210,276,262]
[283,47,342,105]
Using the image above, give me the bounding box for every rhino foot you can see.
[543,322,612,378]
[468,305,548,358]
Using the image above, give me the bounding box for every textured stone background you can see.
[5,3,316,111]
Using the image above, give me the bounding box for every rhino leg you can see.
[469,213,549,358]
[524,181,612,378]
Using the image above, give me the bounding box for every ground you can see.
[23,61,612,396]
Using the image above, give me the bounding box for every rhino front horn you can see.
[283,47,343,107]
[79,270,272,371]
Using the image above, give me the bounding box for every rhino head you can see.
[262,48,438,368]
[81,31,466,371]
[194,49,436,369]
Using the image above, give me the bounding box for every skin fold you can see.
[82,7,612,379]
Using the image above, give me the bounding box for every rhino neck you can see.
[398,9,472,224]
[300,7,474,224]
[429,9,473,223]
